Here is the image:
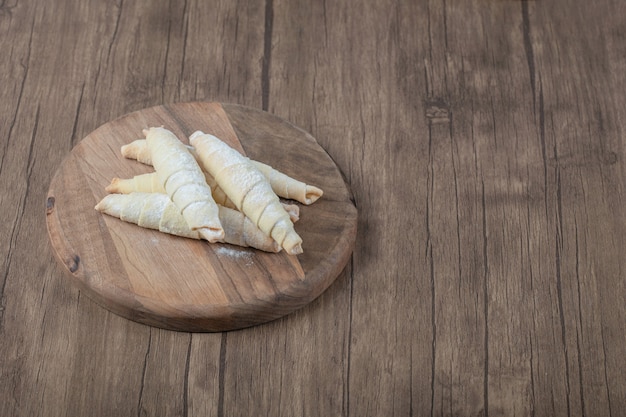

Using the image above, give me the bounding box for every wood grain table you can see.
[1,1,625,416]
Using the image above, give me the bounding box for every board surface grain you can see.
[45,102,357,332]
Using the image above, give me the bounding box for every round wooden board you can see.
[46,102,357,332]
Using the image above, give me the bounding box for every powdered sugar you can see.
[214,245,255,266]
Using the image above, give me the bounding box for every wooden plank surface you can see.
[1,0,625,416]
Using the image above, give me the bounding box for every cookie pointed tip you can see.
[189,130,205,142]
[199,227,225,243]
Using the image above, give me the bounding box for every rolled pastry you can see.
[95,192,281,252]
[121,139,154,165]
[251,161,322,205]
[121,139,323,205]
[105,172,235,209]
[144,127,224,242]
[189,131,303,255]
[105,173,301,223]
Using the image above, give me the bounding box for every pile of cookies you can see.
[95,127,323,254]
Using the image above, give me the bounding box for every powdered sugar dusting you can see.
[214,245,255,266]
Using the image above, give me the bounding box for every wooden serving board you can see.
[46,102,357,332]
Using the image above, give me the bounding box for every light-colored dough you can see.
[190,131,303,255]
[144,127,224,242]
[120,139,323,205]
[95,192,281,252]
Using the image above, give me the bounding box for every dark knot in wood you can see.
[46,196,55,214]
[66,255,80,273]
